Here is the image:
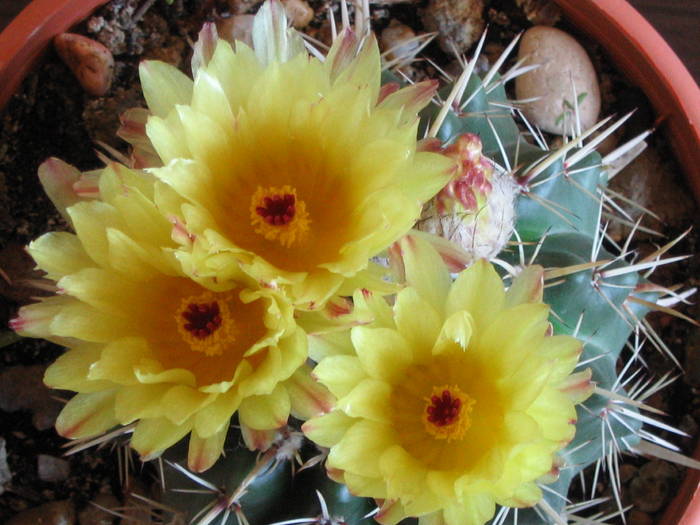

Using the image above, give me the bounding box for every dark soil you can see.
[0,1,697,524]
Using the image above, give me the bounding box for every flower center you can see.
[176,291,237,356]
[250,185,310,247]
[423,384,475,441]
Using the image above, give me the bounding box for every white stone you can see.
[380,20,420,64]
[516,26,601,135]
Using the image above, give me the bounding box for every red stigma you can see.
[181,301,222,339]
[256,193,296,226]
[426,390,462,427]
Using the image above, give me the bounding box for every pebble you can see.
[37,455,70,483]
[282,0,314,29]
[609,148,695,238]
[629,460,678,513]
[54,33,114,97]
[516,0,561,26]
[421,0,485,55]
[515,26,601,135]
[217,15,255,48]
[0,437,11,495]
[380,20,420,64]
[0,365,63,431]
[5,500,75,525]
[628,510,653,525]
[78,493,120,525]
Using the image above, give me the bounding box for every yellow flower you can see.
[137,1,453,309]
[12,161,320,472]
[303,234,592,525]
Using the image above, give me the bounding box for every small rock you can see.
[282,0,314,29]
[217,15,255,48]
[5,500,75,525]
[609,147,695,238]
[421,0,485,56]
[629,460,678,513]
[78,493,120,525]
[516,0,561,26]
[619,463,638,484]
[515,26,601,135]
[381,20,420,64]
[227,0,262,14]
[628,511,653,525]
[37,454,70,482]
[0,365,63,431]
[0,437,11,495]
[54,33,114,97]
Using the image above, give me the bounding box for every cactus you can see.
[144,35,692,525]
[9,1,696,525]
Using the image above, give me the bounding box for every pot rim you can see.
[553,0,700,202]
[0,0,109,111]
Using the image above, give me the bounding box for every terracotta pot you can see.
[551,3,700,524]
[552,0,700,203]
[0,0,698,523]
[0,0,109,110]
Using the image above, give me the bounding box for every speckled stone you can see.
[516,26,601,135]
[421,0,485,55]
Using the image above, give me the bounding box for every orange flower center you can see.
[175,291,238,356]
[250,185,310,247]
[423,384,475,441]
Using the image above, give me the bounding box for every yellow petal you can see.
[139,60,193,118]
[402,151,453,204]
[56,390,118,439]
[191,69,235,135]
[351,326,412,384]
[87,338,150,385]
[398,234,451,316]
[337,378,392,424]
[344,471,388,498]
[28,232,93,280]
[497,481,542,508]
[188,425,228,472]
[194,389,241,438]
[379,445,430,504]
[238,383,290,430]
[434,310,474,355]
[505,265,544,308]
[394,287,442,363]
[446,259,506,333]
[44,344,106,392]
[131,417,193,460]
[478,303,550,375]
[50,301,133,342]
[328,420,394,478]
[67,201,123,269]
[241,423,277,451]
[302,410,354,448]
[312,355,367,398]
[146,111,191,164]
[285,364,335,420]
[114,384,170,423]
[443,494,496,525]
[162,385,212,425]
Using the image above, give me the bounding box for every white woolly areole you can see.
[418,170,518,261]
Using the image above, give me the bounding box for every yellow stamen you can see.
[175,290,237,356]
[250,185,310,247]
[423,384,475,442]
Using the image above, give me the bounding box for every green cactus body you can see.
[428,73,653,523]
